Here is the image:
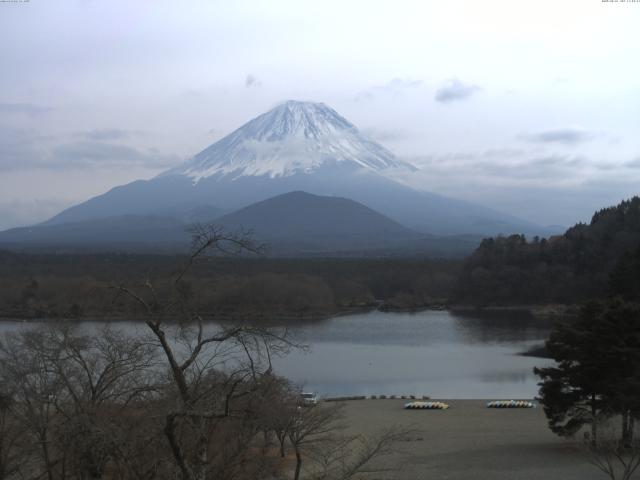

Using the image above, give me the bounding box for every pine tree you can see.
[535,300,640,443]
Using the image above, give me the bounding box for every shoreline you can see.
[0,302,575,324]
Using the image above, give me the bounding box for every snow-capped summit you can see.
[36,100,545,238]
[162,100,416,181]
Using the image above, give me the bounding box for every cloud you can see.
[78,128,138,141]
[625,157,640,169]
[245,74,261,87]
[361,127,410,142]
[527,155,585,169]
[356,78,423,101]
[0,127,180,172]
[50,142,180,169]
[391,151,640,226]
[382,78,422,91]
[403,150,597,186]
[0,198,73,231]
[0,102,53,117]
[477,154,588,181]
[522,127,596,145]
[434,78,481,103]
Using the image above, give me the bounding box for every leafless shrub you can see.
[584,419,640,480]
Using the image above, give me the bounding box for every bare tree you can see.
[308,425,411,480]
[0,224,411,480]
[0,329,66,480]
[112,224,293,480]
[287,403,411,480]
[287,403,345,480]
[0,324,161,480]
[0,392,23,480]
[49,325,160,480]
[262,378,300,458]
[584,418,640,480]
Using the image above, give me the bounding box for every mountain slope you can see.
[41,100,543,236]
[0,192,424,253]
[0,190,483,256]
[215,191,421,252]
[0,214,190,251]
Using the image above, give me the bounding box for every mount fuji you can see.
[162,99,417,181]
[0,100,550,253]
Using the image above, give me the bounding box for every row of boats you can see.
[404,400,536,410]
[404,401,450,410]
[486,400,536,409]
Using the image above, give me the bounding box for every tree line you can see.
[0,252,459,322]
[456,197,640,305]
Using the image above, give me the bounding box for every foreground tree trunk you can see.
[40,427,54,480]
[592,395,599,446]
[194,428,208,480]
[622,410,635,448]
[293,447,302,480]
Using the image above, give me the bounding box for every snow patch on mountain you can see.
[162,100,417,182]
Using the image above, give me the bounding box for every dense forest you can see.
[456,197,640,305]
[0,252,459,321]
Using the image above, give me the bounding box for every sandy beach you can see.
[340,399,602,480]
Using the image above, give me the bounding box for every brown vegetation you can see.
[0,251,460,322]
[0,226,410,480]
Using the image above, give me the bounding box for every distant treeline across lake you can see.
[0,253,460,321]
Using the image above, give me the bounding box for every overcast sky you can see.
[1,0,639,230]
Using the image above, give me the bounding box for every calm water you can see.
[0,310,553,399]
[273,310,554,399]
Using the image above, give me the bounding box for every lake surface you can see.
[0,310,554,399]
[272,310,554,399]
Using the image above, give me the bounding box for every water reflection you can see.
[284,309,552,346]
[272,310,553,399]
[451,310,554,344]
[479,371,530,384]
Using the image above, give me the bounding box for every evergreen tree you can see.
[535,300,640,443]
[610,245,640,302]
[458,196,640,305]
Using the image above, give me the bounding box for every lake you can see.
[273,309,554,399]
[0,309,554,399]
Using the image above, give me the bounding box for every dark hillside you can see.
[456,197,640,305]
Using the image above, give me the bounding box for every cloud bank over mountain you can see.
[0,0,638,229]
